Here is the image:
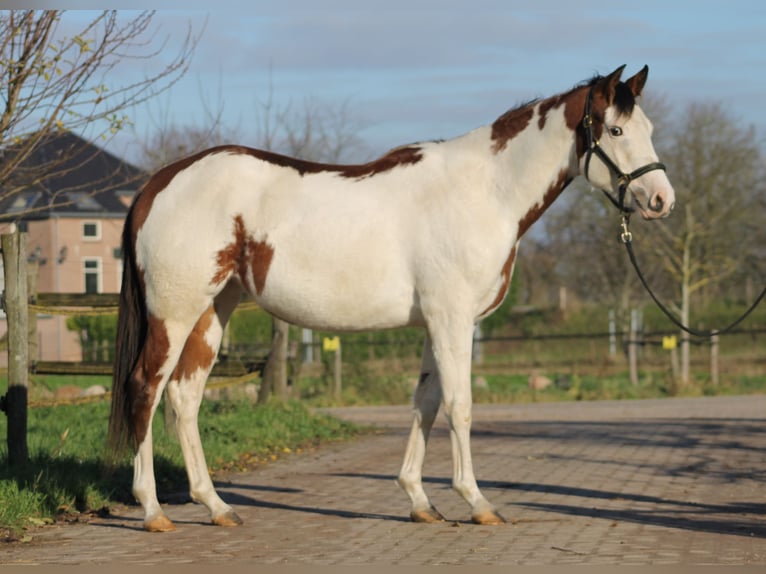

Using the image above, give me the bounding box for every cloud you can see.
[69,3,766,161]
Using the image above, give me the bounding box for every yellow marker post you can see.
[323,337,342,399]
[323,336,340,352]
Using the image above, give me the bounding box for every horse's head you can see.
[579,65,675,220]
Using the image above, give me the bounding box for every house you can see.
[0,130,146,363]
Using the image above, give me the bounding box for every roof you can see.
[0,130,147,221]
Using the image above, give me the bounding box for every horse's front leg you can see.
[430,319,506,525]
[398,335,446,522]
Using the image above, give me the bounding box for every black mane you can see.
[582,73,636,116]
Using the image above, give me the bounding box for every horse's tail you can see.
[107,202,146,456]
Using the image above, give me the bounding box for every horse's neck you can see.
[475,96,579,237]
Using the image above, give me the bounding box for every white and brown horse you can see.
[109,65,675,531]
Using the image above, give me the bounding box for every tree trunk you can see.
[680,288,691,386]
[258,317,289,404]
[680,206,693,386]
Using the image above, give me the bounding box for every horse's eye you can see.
[609,126,623,137]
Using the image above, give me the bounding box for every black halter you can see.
[582,86,667,214]
[581,83,766,337]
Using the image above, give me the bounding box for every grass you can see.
[0,397,360,540]
[470,372,766,404]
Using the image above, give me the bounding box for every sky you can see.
[18,2,766,164]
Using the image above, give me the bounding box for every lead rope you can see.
[620,214,766,337]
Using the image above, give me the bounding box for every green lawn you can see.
[0,397,360,539]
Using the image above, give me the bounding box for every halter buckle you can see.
[617,174,630,189]
[620,215,632,244]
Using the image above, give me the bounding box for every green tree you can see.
[66,314,117,361]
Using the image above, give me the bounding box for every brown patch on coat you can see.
[537,93,573,131]
[562,84,605,159]
[336,146,424,179]
[534,83,600,160]
[248,237,275,295]
[229,144,424,180]
[212,214,275,296]
[171,306,218,383]
[211,214,248,286]
[491,106,534,153]
[479,245,517,317]
[129,313,170,447]
[517,169,572,239]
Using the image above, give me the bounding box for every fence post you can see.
[27,260,38,366]
[2,231,30,466]
[302,328,314,363]
[628,309,639,385]
[608,309,616,358]
[710,332,719,386]
[333,340,342,402]
[472,323,484,364]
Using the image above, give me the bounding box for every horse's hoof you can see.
[212,510,244,527]
[471,509,506,525]
[144,514,177,532]
[410,506,446,523]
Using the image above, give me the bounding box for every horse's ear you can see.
[598,65,626,105]
[625,65,649,97]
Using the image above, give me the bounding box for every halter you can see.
[582,84,766,336]
[582,85,667,215]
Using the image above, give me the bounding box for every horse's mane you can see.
[503,71,636,119]
[580,73,637,117]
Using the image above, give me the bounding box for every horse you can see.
[108,65,675,531]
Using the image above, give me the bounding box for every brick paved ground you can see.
[3,395,766,565]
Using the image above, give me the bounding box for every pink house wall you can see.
[1,215,125,364]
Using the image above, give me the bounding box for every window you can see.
[83,258,102,294]
[7,192,41,213]
[83,221,101,241]
[67,192,102,211]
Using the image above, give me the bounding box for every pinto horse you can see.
[108,65,675,531]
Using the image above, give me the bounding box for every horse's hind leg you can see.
[131,314,201,532]
[398,335,446,522]
[164,282,243,527]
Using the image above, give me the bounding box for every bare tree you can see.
[650,102,766,384]
[0,10,198,214]
[135,73,236,171]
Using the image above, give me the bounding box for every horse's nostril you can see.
[651,194,665,212]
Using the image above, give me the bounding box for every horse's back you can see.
[133,149,427,330]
